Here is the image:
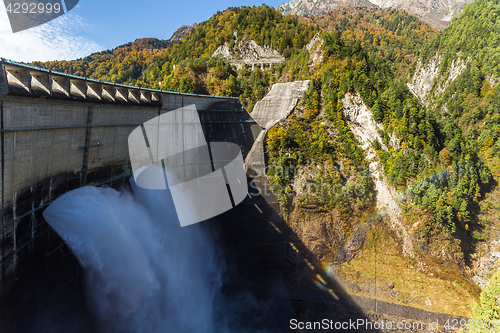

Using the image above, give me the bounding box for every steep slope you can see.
[303,7,438,78]
[278,0,472,30]
[269,3,492,263]
[212,35,285,70]
[407,53,467,106]
[342,92,414,257]
[409,0,500,107]
[370,0,471,30]
[412,0,500,294]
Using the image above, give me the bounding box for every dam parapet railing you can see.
[0,59,241,111]
[0,58,243,111]
[0,59,261,304]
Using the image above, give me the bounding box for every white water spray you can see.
[42,179,224,333]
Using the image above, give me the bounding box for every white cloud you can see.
[0,7,102,62]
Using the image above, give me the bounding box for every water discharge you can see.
[42,179,224,333]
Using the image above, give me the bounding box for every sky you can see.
[0,0,284,62]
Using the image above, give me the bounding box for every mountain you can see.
[407,1,500,315]
[371,0,472,30]
[168,23,198,43]
[277,0,376,16]
[302,7,437,77]
[277,0,472,30]
[130,38,172,49]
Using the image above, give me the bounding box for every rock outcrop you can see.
[168,23,198,43]
[369,0,471,30]
[342,92,414,257]
[306,33,324,67]
[277,0,376,17]
[213,35,285,70]
[407,55,442,105]
[407,53,467,106]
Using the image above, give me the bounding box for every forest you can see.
[31,3,498,238]
[33,6,316,112]
[31,1,500,229]
[31,3,500,319]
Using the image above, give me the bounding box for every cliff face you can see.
[277,0,472,30]
[342,92,414,257]
[168,23,198,43]
[212,35,285,70]
[407,55,442,105]
[213,36,283,61]
[407,53,467,106]
[306,33,324,67]
[370,0,471,30]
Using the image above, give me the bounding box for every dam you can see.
[0,59,278,331]
[0,59,444,332]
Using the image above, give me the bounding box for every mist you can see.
[42,179,224,333]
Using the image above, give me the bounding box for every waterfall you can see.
[42,179,224,333]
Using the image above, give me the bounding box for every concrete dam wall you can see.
[0,61,397,332]
[0,60,274,330]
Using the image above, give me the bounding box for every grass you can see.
[333,219,478,317]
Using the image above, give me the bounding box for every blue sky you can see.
[0,0,284,62]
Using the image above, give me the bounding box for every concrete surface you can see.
[245,80,310,176]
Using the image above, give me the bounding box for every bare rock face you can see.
[306,33,324,66]
[370,0,471,30]
[213,36,282,60]
[277,0,472,30]
[168,23,198,44]
[407,55,442,105]
[407,53,467,106]
[213,35,285,70]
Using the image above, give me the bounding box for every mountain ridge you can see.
[129,23,198,50]
[277,0,472,30]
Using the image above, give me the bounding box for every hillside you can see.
[302,7,438,77]
[33,6,316,111]
[264,3,491,314]
[407,0,500,322]
[30,3,500,319]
